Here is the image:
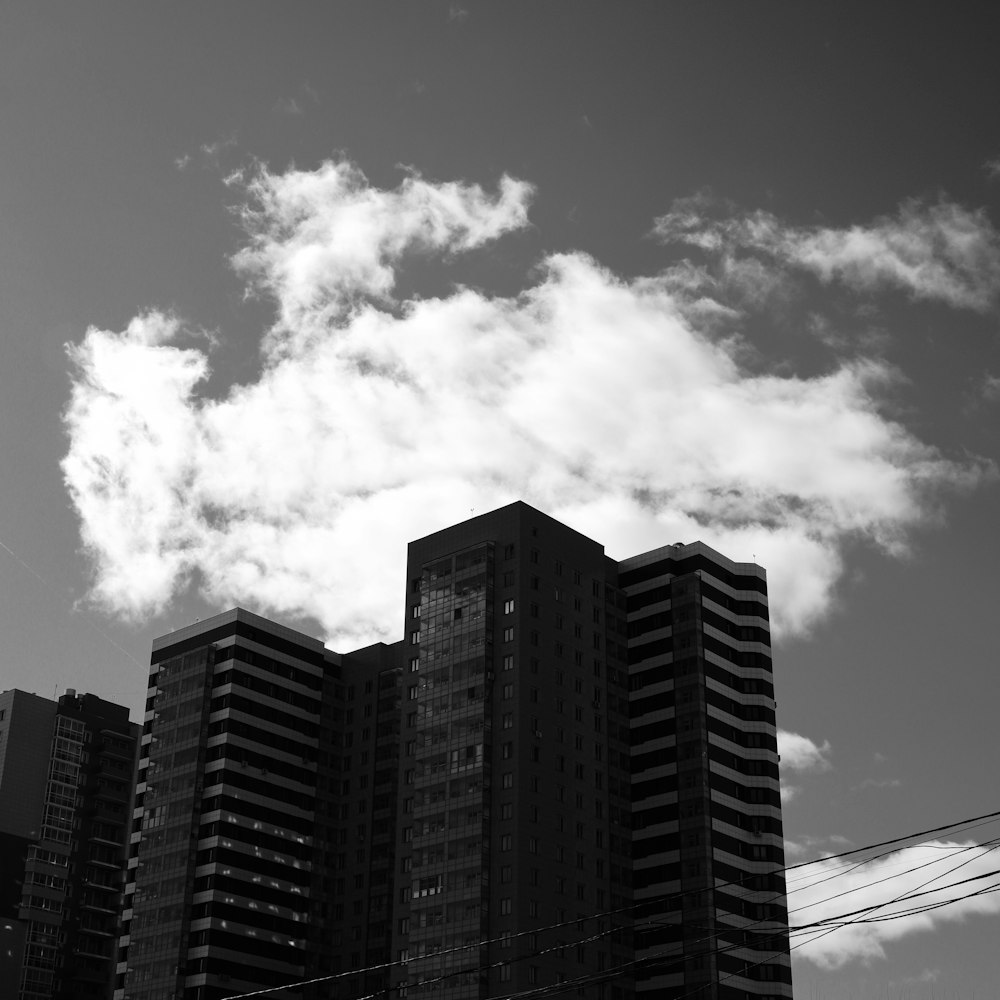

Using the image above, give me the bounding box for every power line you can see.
[221,806,1000,999]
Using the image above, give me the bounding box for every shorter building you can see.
[0,689,139,1000]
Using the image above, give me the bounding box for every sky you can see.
[1,3,998,994]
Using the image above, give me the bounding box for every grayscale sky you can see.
[1,4,998,994]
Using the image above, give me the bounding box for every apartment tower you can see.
[117,610,403,1000]
[622,543,792,998]
[390,504,634,1000]
[118,502,792,1000]
[0,688,138,1000]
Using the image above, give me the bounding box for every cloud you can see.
[790,841,1000,969]
[784,833,853,861]
[978,372,1000,402]
[984,157,1000,180]
[274,97,304,117]
[655,194,1000,312]
[62,159,992,649]
[173,136,238,173]
[855,777,902,791]
[230,159,533,351]
[778,730,833,773]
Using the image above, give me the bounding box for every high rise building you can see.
[621,543,792,998]
[0,688,139,1000]
[118,501,791,1000]
[116,611,403,1000]
[390,504,635,1000]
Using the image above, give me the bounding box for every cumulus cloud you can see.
[655,194,1000,312]
[778,730,833,773]
[790,841,1000,968]
[231,160,533,350]
[62,160,991,649]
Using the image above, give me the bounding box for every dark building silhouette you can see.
[0,688,139,1000]
[621,543,792,998]
[115,501,791,1000]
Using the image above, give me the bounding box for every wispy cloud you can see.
[790,841,1000,969]
[274,85,320,118]
[655,193,1000,313]
[785,833,853,861]
[274,97,304,117]
[984,156,1000,180]
[174,135,238,172]
[855,777,903,792]
[978,372,1000,402]
[62,159,992,648]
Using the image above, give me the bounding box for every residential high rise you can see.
[118,501,792,1000]
[390,504,635,1000]
[621,543,792,999]
[120,611,334,1000]
[116,611,403,1000]
[0,688,139,1000]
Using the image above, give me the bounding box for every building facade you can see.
[0,688,138,1000]
[390,505,635,1000]
[622,544,792,998]
[117,502,792,1000]
[116,611,403,1000]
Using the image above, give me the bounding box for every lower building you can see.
[116,611,403,1000]
[0,688,139,1000]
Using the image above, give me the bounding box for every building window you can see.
[504,599,515,614]
[503,655,515,671]
[500,898,512,915]
[504,544,515,559]
[503,627,515,642]
[503,684,514,700]
[411,631,420,644]
[502,772,514,789]
[502,742,513,759]
[411,604,421,618]
[500,834,512,851]
[409,657,420,672]
[501,803,513,820]
[502,713,514,730]
[501,866,512,883]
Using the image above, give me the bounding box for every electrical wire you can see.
[219,806,1000,999]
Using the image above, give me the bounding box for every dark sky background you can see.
[1,5,998,994]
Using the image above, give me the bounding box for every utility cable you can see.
[221,806,1000,999]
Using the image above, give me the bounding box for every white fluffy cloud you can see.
[790,841,1000,968]
[655,194,1000,312]
[62,161,990,648]
[778,730,833,773]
